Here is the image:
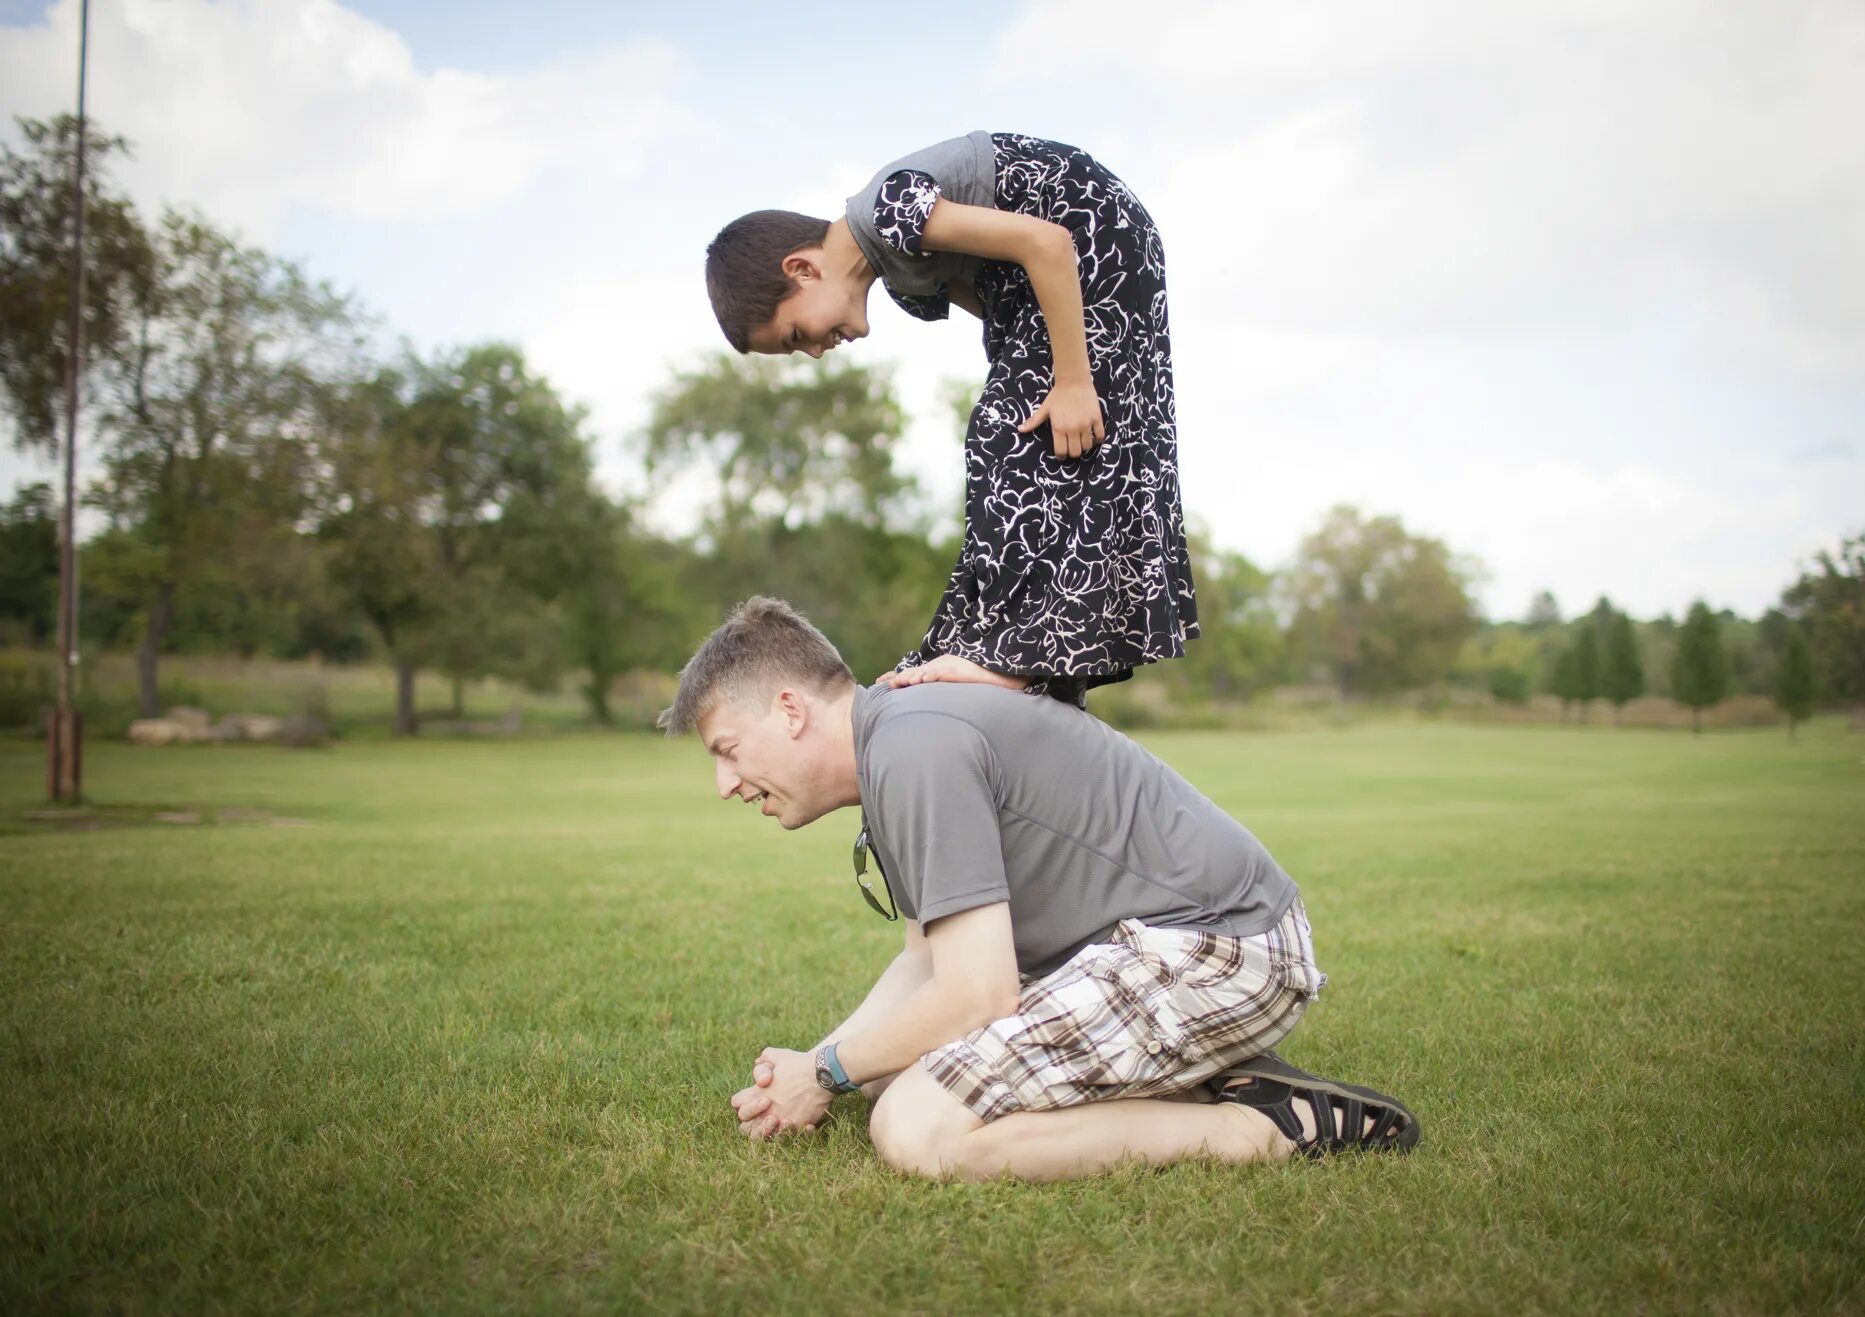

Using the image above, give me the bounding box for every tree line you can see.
[2,116,1859,734]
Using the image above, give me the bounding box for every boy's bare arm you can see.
[918,200,1103,460]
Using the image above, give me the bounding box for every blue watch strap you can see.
[822,1041,858,1094]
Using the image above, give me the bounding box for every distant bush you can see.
[1487,667,1532,705]
[0,651,54,730]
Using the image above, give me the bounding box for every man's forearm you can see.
[813,950,932,1054]
[832,975,1015,1089]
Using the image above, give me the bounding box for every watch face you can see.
[816,1053,837,1092]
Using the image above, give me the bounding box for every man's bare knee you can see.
[869,1064,977,1178]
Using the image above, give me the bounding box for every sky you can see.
[2,0,1860,622]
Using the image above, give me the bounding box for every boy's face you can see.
[746,252,869,358]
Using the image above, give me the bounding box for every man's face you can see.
[745,255,869,358]
[697,692,835,830]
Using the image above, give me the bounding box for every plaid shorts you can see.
[923,900,1325,1122]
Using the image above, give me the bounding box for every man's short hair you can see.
[705,210,831,353]
[660,596,855,735]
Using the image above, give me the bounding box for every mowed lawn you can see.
[1,722,1861,1314]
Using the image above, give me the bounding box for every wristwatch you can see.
[815,1042,860,1094]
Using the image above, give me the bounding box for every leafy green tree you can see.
[642,352,945,686]
[553,493,697,724]
[1524,590,1562,629]
[1571,626,1601,722]
[0,482,57,643]
[692,514,952,688]
[1773,624,1816,739]
[0,115,154,453]
[1453,623,1539,706]
[1548,639,1581,720]
[1781,533,1865,720]
[318,370,437,733]
[90,211,364,716]
[320,346,603,732]
[1284,506,1480,696]
[1602,609,1645,724]
[1176,532,1283,700]
[644,353,915,532]
[1670,600,1731,734]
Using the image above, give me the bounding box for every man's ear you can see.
[776,688,809,738]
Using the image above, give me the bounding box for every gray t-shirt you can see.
[844,130,996,298]
[851,682,1299,978]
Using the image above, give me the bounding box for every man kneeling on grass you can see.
[661,597,1419,1182]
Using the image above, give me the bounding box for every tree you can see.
[318,370,437,734]
[1548,640,1581,721]
[1601,609,1645,724]
[1524,590,1562,629]
[644,353,916,532]
[641,352,948,686]
[554,493,696,724]
[320,345,602,733]
[1781,533,1865,722]
[1670,601,1731,734]
[0,482,58,643]
[89,211,364,716]
[1773,624,1816,740]
[1176,533,1283,700]
[1571,626,1601,722]
[1284,506,1480,696]
[0,116,154,453]
[1453,623,1540,705]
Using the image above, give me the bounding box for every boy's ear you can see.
[780,250,822,284]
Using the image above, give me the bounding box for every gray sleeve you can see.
[845,132,993,298]
[866,714,1010,927]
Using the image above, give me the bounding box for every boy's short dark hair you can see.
[705,210,831,353]
[659,596,855,735]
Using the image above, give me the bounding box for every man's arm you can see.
[833,902,1019,1085]
[744,903,1020,1135]
[732,922,934,1137]
[812,920,934,1094]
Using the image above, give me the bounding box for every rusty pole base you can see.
[46,707,83,804]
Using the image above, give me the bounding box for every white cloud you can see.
[993,0,1865,376]
[0,0,695,240]
[5,0,1857,625]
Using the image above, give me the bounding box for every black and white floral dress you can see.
[874,134,1198,698]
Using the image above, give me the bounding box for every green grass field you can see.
[2,722,1861,1314]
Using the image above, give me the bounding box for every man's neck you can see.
[825,684,863,809]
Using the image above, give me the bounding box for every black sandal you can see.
[1214,1068,1419,1157]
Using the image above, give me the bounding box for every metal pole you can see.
[49,0,90,804]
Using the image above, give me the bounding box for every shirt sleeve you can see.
[866,713,1010,927]
[872,169,942,257]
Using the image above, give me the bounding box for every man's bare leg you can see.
[869,1064,1295,1183]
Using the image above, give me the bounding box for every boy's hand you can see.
[1019,377,1104,460]
[880,655,1029,690]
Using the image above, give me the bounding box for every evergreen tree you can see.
[1670,601,1731,734]
[1773,625,1816,739]
[1602,610,1645,723]
[1549,642,1580,722]
[1781,533,1865,719]
[1572,626,1601,722]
